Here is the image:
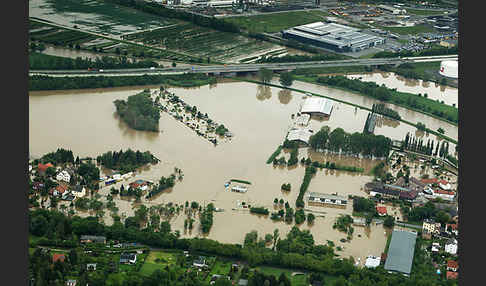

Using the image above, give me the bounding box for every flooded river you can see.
[29,78,457,263]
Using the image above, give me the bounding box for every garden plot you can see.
[29,0,177,36]
[124,23,279,62]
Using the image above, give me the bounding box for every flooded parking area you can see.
[29,78,457,263]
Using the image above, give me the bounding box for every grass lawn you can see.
[384,232,393,255]
[378,24,435,35]
[139,251,177,276]
[405,8,448,16]
[224,10,329,33]
[204,259,233,283]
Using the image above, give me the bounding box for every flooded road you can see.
[29,79,456,263]
[346,72,458,107]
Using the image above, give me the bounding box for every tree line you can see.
[114,91,161,132]
[96,149,159,173]
[315,75,458,124]
[29,73,216,91]
[255,53,346,64]
[40,148,75,165]
[29,53,160,70]
[309,126,392,159]
[402,132,451,158]
[373,45,458,59]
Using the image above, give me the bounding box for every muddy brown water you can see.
[29,79,456,263]
[346,72,458,107]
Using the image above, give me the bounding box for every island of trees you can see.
[96,149,159,173]
[114,91,160,132]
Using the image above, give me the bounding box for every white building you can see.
[439,60,458,79]
[432,189,455,201]
[56,170,71,183]
[286,128,314,145]
[300,97,334,116]
[365,255,381,268]
[71,185,86,198]
[445,239,458,255]
[423,219,441,235]
[431,242,440,252]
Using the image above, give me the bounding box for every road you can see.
[30,55,457,77]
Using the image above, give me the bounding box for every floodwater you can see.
[29,79,456,263]
[346,72,458,107]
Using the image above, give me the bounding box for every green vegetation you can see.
[230,179,252,185]
[258,67,273,83]
[281,183,291,192]
[377,23,435,35]
[250,207,270,215]
[309,125,392,158]
[372,103,401,120]
[267,145,283,164]
[200,203,215,233]
[405,8,449,16]
[315,75,458,124]
[258,52,346,64]
[114,91,160,132]
[29,52,160,70]
[333,215,354,235]
[287,147,299,166]
[146,175,176,199]
[279,72,294,87]
[29,209,453,285]
[29,73,217,91]
[96,149,159,173]
[224,10,329,33]
[373,45,458,58]
[303,158,365,173]
[215,124,229,136]
[296,166,317,208]
[40,148,74,165]
[384,215,396,228]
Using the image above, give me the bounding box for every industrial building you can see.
[286,128,314,145]
[307,192,348,207]
[384,230,417,276]
[300,96,334,116]
[282,22,385,53]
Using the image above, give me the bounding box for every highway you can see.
[29,55,458,77]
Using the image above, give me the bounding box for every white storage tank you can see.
[439,60,458,79]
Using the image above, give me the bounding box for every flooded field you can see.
[29,79,457,263]
[346,72,458,107]
[29,0,176,36]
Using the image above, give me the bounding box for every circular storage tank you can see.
[439,60,458,79]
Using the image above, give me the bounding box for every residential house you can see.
[87,263,97,271]
[80,235,106,244]
[119,253,137,264]
[446,271,458,280]
[447,260,458,272]
[129,180,149,191]
[66,280,77,286]
[438,180,452,190]
[38,163,54,173]
[431,242,440,252]
[71,185,86,198]
[52,254,66,263]
[365,255,381,268]
[32,182,45,191]
[445,239,458,255]
[423,219,441,235]
[238,279,248,286]
[56,170,71,183]
[193,256,207,268]
[49,185,69,197]
[446,223,458,236]
[376,206,387,216]
[432,189,455,201]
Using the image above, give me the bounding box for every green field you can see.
[139,251,177,276]
[224,10,330,33]
[124,23,275,62]
[378,24,435,35]
[405,8,449,16]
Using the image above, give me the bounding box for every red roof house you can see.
[446,271,458,280]
[376,206,387,216]
[38,163,54,173]
[52,253,65,263]
[420,178,438,185]
[49,184,68,196]
[447,260,458,271]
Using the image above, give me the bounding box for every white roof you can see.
[300,97,334,116]
[294,114,310,127]
[365,256,381,268]
[287,128,313,144]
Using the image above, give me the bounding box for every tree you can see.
[172,62,177,67]
[273,229,279,250]
[384,215,395,228]
[307,213,315,225]
[45,167,56,177]
[258,68,273,83]
[279,72,294,87]
[437,127,445,134]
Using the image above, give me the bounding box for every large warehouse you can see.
[282,22,385,53]
[300,97,334,116]
[384,230,418,276]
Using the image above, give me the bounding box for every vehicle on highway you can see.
[99,69,104,72]
[150,67,155,70]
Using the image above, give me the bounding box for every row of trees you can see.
[309,126,392,158]
[402,132,451,158]
[146,175,176,199]
[28,209,453,285]
[96,149,159,173]
[114,91,160,132]
[29,73,216,91]
[296,166,318,208]
[256,53,346,64]
[40,148,75,165]
[372,103,401,120]
[200,203,215,234]
[373,45,458,59]
[29,53,160,70]
[316,75,458,123]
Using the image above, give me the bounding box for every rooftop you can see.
[300,97,334,116]
[447,260,458,269]
[287,128,313,144]
[384,230,417,275]
[446,271,458,280]
[308,192,347,201]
